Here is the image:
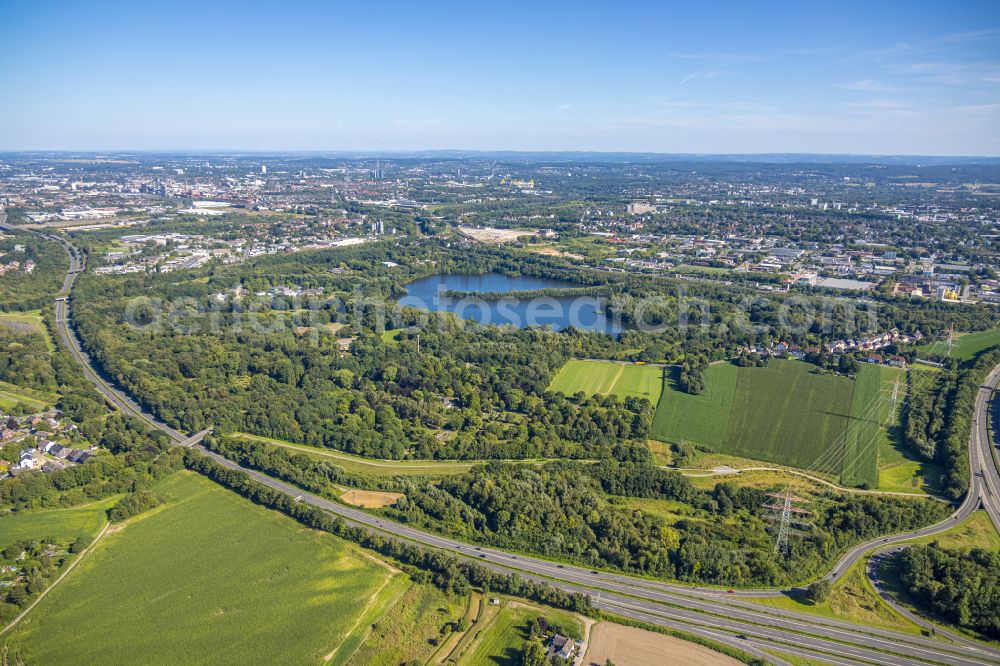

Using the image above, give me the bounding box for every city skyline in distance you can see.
[1,0,998,156]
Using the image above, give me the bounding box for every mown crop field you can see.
[951,327,1000,359]
[649,362,738,451]
[1,472,406,665]
[840,364,887,488]
[548,359,663,404]
[651,360,903,486]
[0,497,115,546]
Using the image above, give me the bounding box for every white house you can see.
[15,450,39,469]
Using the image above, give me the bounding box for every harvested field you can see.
[582,622,741,666]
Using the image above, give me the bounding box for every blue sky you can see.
[1,1,998,154]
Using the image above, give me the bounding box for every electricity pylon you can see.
[765,488,811,557]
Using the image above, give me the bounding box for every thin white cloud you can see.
[837,79,904,92]
[853,28,1000,61]
[887,61,1000,86]
[668,51,769,63]
[679,70,728,85]
[947,101,1000,114]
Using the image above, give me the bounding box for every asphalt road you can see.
[973,365,1000,529]
[862,364,1000,652]
[22,221,1000,666]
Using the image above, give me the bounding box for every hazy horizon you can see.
[2,149,998,163]
[2,1,998,155]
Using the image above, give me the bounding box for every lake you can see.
[398,273,624,335]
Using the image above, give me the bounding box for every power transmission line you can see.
[765,487,811,557]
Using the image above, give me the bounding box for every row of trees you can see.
[938,348,1000,500]
[903,368,955,461]
[900,346,1000,499]
[203,435,407,494]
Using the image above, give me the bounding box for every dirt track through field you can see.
[604,363,626,394]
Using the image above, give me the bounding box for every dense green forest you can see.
[68,238,998,465]
[0,327,57,394]
[386,459,949,586]
[0,235,67,311]
[897,544,1000,640]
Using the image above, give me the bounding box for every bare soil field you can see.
[458,225,536,244]
[582,622,741,666]
[529,245,585,260]
[340,489,404,508]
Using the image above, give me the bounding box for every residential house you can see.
[547,634,577,662]
[67,450,92,464]
[14,450,40,470]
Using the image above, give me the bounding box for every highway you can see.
[19,220,1000,666]
[862,363,1000,650]
[973,364,1000,529]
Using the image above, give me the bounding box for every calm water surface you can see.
[398,273,624,335]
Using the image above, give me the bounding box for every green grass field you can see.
[903,511,1000,551]
[345,583,465,665]
[0,311,46,336]
[232,432,476,476]
[0,497,116,546]
[747,556,920,634]
[651,360,904,486]
[0,310,54,352]
[917,326,1000,361]
[1,472,407,665]
[0,379,59,412]
[875,367,943,494]
[548,360,663,404]
[462,603,584,666]
[620,496,705,527]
